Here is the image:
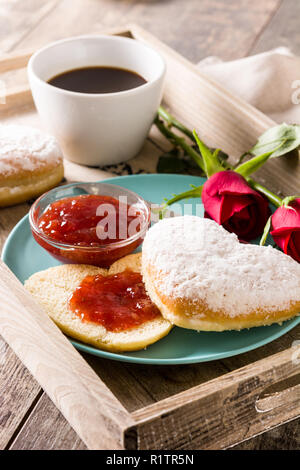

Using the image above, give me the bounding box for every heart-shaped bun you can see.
[142,216,300,331]
[25,253,171,352]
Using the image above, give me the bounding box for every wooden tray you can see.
[0,24,299,450]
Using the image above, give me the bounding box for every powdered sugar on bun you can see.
[0,125,62,178]
[142,216,300,325]
[0,125,64,207]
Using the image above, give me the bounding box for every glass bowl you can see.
[29,182,151,267]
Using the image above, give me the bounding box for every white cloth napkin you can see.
[198,47,300,124]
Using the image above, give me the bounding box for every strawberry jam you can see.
[34,194,148,267]
[38,194,139,245]
[68,270,160,332]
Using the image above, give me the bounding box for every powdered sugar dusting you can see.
[142,216,300,317]
[0,125,62,176]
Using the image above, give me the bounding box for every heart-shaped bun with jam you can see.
[25,253,171,352]
[142,216,300,331]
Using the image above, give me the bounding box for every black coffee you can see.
[48,66,147,94]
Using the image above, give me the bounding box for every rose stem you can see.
[234,151,250,167]
[158,106,195,141]
[247,178,282,207]
[155,106,284,207]
[164,185,203,207]
[154,116,205,171]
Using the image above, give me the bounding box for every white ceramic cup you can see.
[28,35,166,166]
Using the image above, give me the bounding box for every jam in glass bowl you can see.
[29,182,150,267]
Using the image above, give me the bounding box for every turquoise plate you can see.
[2,174,299,364]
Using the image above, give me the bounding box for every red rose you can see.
[202,170,270,241]
[270,198,300,263]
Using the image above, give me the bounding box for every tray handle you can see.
[129,344,300,449]
[256,372,300,413]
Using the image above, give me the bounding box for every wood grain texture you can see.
[0,260,134,449]
[7,348,231,450]
[0,336,41,449]
[1,85,32,112]
[0,0,59,53]
[4,0,134,52]
[0,201,40,450]
[232,417,300,449]
[8,352,157,450]
[128,348,300,449]
[127,0,282,62]
[0,203,29,248]
[0,50,32,74]
[9,393,87,450]
[8,0,281,63]
[250,0,300,55]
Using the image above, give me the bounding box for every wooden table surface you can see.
[0,0,299,450]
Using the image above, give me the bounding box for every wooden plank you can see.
[0,0,60,53]
[9,393,87,450]
[6,351,231,450]
[0,201,42,450]
[0,85,32,113]
[0,50,32,74]
[0,336,41,449]
[250,0,300,55]
[220,328,300,371]
[9,349,162,450]
[121,0,281,62]
[11,0,281,63]
[232,417,300,449]
[0,204,30,249]
[6,0,136,52]
[128,348,300,449]
[16,340,299,450]
[124,361,230,405]
[9,353,157,450]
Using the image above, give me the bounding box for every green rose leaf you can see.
[235,143,284,178]
[193,130,224,177]
[251,123,300,158]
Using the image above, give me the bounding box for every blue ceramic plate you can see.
[2,174,299,364]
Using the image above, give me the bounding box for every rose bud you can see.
[270,198,300,263]
[202,170,270,241]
